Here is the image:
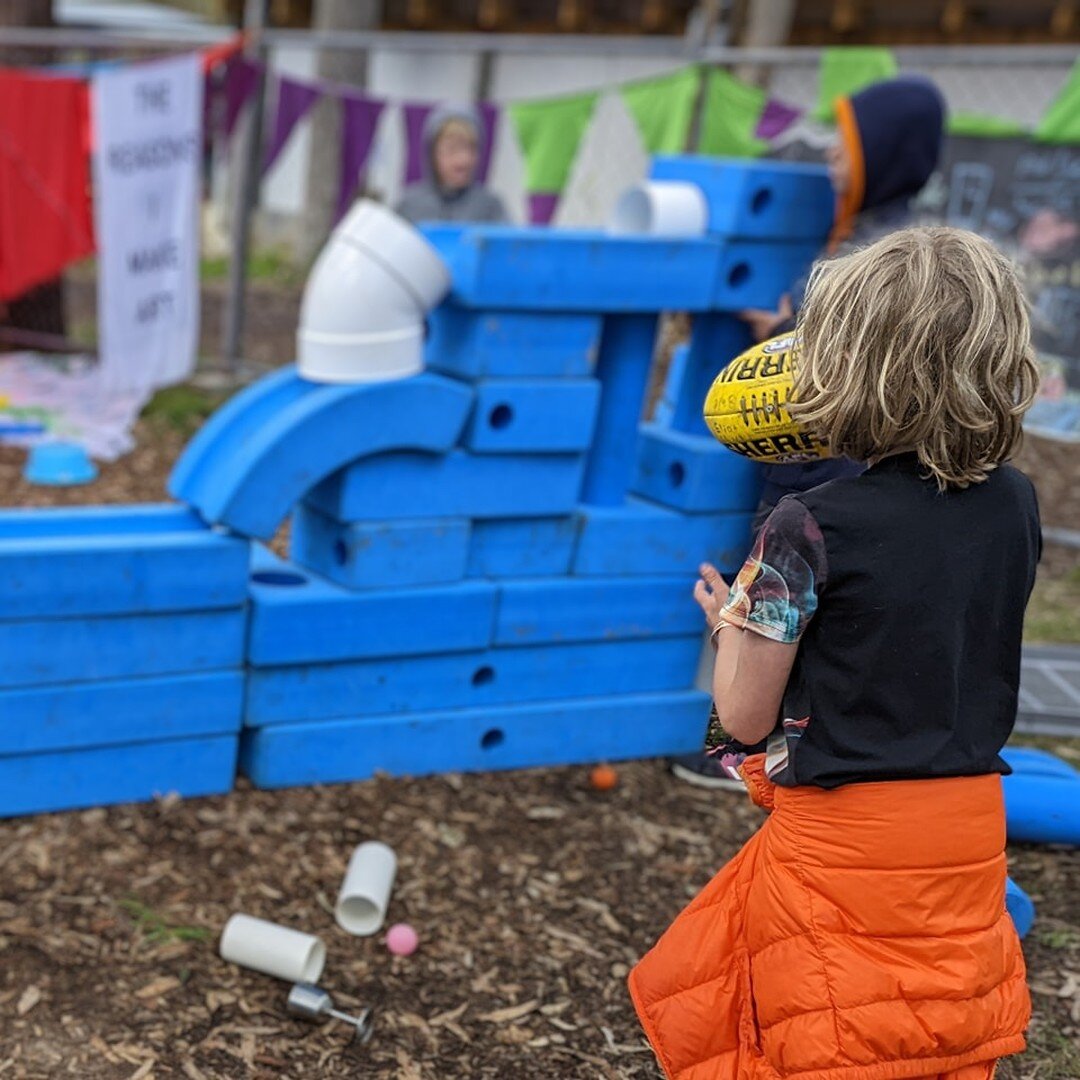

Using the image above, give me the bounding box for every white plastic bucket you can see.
[335,841,398,936]
[219,914,326,983]
[608,181,708,239]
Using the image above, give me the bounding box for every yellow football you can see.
[703,333,830,463]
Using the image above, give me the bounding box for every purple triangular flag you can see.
[223,56,261,141]
[528,192,559,226]
[264,75,322,174]
[476,101,499,182]
[337,92,386,223]
[403,103,435,185]
[755,97,802,141]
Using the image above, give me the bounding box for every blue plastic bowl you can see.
[23,441,98,486]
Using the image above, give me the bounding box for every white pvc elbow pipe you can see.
[297,200,452,384]
[608,181,708,239]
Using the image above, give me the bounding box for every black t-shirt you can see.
[720,453,1041,789]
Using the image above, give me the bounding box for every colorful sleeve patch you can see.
[720,498,827,644]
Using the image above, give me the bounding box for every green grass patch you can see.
[1025,565,1080,645]
[119,898,212,945]
[200,247,306,288]
[141,384,227,434]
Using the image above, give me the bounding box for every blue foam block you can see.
[0,519,249,619]
[649,156,835,241]
[573,498,752,577]
[1005,877,1035,938]
[0,503,200,538]
[423,225,721,312]
[425,305,599,378]
[666,315,752,437]
[495,575,701,645]
[240,689,711,788]
[0,735,238,818]
[468,516,578,578]
[1002,746,1080,782]
[168,366,474,540]
[248,546,497,665]
[633,424,764,513]
[291,504,470,590]
[246,635,703,726]
[712,240,822,312]
[306,450,586,522]
[1003,774,1080,846]
[653,342,688,427]
[0,609,246,689]
[0,671,243,754]
[463,379,600,454]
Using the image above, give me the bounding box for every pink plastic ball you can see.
[386,922,419,957]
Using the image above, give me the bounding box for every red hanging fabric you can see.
[0,68,94,303]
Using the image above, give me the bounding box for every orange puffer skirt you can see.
[629,757,1030,1080]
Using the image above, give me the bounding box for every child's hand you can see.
[693,562,730,627]
[739,294,793,342]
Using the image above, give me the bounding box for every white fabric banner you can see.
[92,54,202,394]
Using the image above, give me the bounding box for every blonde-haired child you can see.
[631,227,1040,1080]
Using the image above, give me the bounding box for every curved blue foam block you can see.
[1005,877,1035,938]
[168,367,474,540]
[1002,746,1080,782]
[1003,773,1080,846]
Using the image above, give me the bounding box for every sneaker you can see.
[669,746,748,791]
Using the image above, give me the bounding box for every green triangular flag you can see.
[508,90,599,193]
[621,66,700,154]
[697,69,767,159]
[814,47,898,122]
[949,111,1027,139]
[1035,59,1080,144]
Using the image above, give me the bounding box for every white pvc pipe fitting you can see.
[219,914,326,983]
[335,841,397,936]
[608,181,708,238]
[298,199,452,384]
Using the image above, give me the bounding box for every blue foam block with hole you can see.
[425,305,599,378]
[291,504,470,590]
[0,608,246,689]
[424,225,721,311]
[239,688,710,788]
[248,545,497,665]
[0,671,243,755]
[1003,773,1080,846]
[306,450,586,523]
[467,516,578,578]
[1005,877,1035,938]
[246,635,703,726]
[650,156,835,241]
[573,498,753,577]
[0,513,249,619]
[168,366,474,540]
[712,240,822,312]
[633,424,764,513]
[495,575,701,645]
[0,735,238,818]
[463,379,600,454]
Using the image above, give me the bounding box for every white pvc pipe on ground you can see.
[608,181,708,239]
[335,841,398,936]
[219,914,327,983]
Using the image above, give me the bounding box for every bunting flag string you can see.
[262,75,322,175]
[336,92,386,222]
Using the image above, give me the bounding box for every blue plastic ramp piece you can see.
[1005,877,1035,938]
[248,545,497,665]
[633,424,764,513]
[1001,746,1080,782]
[0,671,243,755]
[649,156,835,241]
[666,315,752,438]
[0,608,246,689]
[0,735,238,818]
[291,504,470,590]
[0,522,248,619]
[426,305,599,378]
[306,450,586,522]
[574,498,753,577]
[423,225,721,312]
[467,516,578,578]
[1003,773,1080,846]
[246,635,703,726]
[495,575,701,645]
[168,366,474,540]
[463,379,600,454]
[240,689,711,788]
[0,503,200,538]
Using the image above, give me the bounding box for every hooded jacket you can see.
[760,75,946,506]
[395,104,508,225]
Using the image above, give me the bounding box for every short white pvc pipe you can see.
[608,181,708,239]
[298,200,452,384]
[335,841,397,936]
[219,914,326,983]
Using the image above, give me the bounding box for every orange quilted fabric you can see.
[629,757,1029,1080]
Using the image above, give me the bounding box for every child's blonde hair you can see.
[792,226,1039,490]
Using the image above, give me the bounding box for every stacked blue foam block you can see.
[0,504,248,816]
